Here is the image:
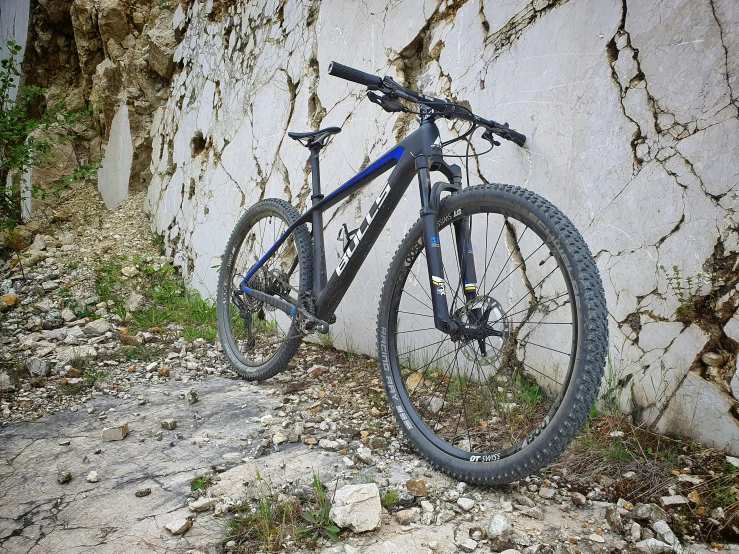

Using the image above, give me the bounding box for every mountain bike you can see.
[216,62,608,484]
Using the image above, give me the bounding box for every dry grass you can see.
[555,415,739,543]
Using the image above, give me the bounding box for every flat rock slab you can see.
[0,377,311,553]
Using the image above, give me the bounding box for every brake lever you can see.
[367,91,407,113]
[481,128,501,148]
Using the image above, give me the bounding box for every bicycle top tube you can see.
[240,145,406,289]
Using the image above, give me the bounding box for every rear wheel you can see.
[377,184,607,484]
[217,199,312,381]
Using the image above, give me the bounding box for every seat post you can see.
[310,146,327,296]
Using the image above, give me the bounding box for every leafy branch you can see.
[0,40,100,233]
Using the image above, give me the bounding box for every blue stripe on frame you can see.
[322,146,404,203]
[240,146,405,290]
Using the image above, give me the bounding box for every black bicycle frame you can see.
[240,118,476,335]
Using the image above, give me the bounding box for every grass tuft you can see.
[191,474,214,492]
[223,473,342,553]
[380,488,400,509]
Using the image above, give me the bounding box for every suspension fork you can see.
[417,155,461,336]
[453,215,488,354]
[453,217,479,303]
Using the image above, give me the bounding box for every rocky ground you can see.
[1,183,738,553]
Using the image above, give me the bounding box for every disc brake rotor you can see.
[455,295,510,367]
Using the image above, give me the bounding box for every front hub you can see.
[453,295,510,367]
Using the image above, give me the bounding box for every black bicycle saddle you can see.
[288,126,342,148]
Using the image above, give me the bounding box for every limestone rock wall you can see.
[10,0,180,216]
[145,0,739,452]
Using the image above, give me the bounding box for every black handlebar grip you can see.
[328,61,383,88]
[507,129,526,147]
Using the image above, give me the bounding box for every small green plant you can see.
[83,367,109,384]
[315,329,335,348]
[191,474,214,491]
[297,475,341,543]
[515,373,545,406]
[151,233,165,254]
[597,338,627,416]
[94,259,125,309]
[94,258,218,340]
[67,261,78,270]
[606,439,633,462]
[111,303,127,322]
[380,488,400,509]
[0,356,29,388]
[660,265,705,321]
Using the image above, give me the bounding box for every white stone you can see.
[86,471,100,483]
[28,358,50,377]
[488,514,514,538]
[142,0,739,456]
[101,423,129,442]
[57,345,97,364]
[163,517,191,535]
[538,487,556,499]
[656,373,739,452]
[659,495,688,507]
[98,104,132,210]
[328,484,381,533]
[189,497,217,512]
[394,508,419,524]
[634,539,673,554]
[356,446,373,464]
[725,314,739,343]
[319,438,340,451]
[652,520,678,548]
[457,497,475,511]
[428,396,443,414]
[638,322,683,352]
[458,538,478,552]
[83,319,111,336]
[172,4,186,30]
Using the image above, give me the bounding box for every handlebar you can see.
[328,62,382,88]
[328,61,526,147]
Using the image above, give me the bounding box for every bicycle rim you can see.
[224,210,303,367]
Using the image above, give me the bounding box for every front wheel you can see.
[377,184,607,484]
